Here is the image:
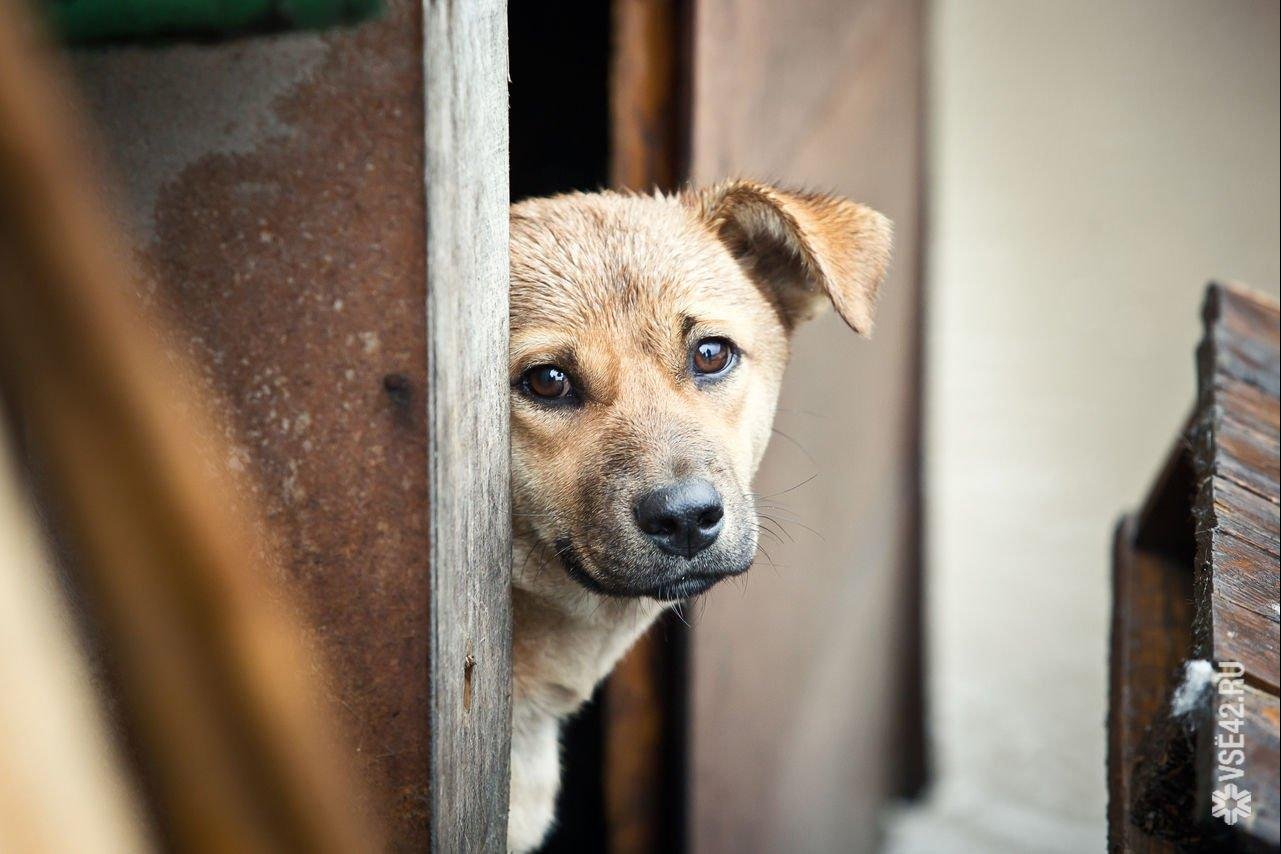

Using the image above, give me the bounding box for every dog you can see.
[506,179,891,852]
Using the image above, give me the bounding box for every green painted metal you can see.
[49,0,380,43]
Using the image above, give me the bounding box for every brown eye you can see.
[524,365,574,401]
[692,337,736,377]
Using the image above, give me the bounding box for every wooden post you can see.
[425,1,512,850]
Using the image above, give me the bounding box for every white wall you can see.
[888,2,1280,851]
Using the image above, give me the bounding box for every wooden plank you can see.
[68,2,434,842]
[1204,591,1280,691]
[1107,518,1194,852]
[1192,284,1280,692]
[1190,283,1280,850]
[423,2,512,850]
[1195,682,1281,848]
[1207,412,1280,505]
[1202,283,1281,399]
[1206,478,1280,558]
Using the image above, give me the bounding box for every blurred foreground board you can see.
[48,0,379,43]
[1110,282,1280,852]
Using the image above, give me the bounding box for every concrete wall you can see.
[888,2,1280,850]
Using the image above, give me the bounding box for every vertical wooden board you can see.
[69,1,433,844]
[1107,518,1193,852]
[424,1,512,850]
[687,0,925,851]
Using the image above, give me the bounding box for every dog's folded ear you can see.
[688,180,892,336]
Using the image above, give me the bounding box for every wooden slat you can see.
[1189,283,1281,850]
[424,2,512,850]
[1108,518,1193,852]
[1206,479,1280,558]
[1194,683,1281,848]
[1192,284,1281,698]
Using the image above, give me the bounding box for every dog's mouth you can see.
[554,536,749,601]
[645,573,726,601]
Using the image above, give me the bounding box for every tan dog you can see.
[506,180,891,852]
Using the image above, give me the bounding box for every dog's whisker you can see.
[751,472,819,501]
[758,510,824,542]
[749,520,785,545]
[755,514,795,544]
[773,406,829,420]
[769,426,816,465]
[753,542,780,574]
[752,501,806,520]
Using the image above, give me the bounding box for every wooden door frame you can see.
[425,1,513,849]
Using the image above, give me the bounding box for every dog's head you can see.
[509,180,890,601]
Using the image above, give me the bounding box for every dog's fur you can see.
[506,180,891,852]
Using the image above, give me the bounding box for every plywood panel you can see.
[687,1,924,851]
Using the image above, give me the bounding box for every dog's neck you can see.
[511,533,667,718]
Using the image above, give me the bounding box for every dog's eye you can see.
[523,365,575,401]
[692,338,735,377]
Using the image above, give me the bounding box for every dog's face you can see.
[509,181,890,602]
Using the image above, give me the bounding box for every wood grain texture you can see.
[687,1,925,850]
[1191,283,1279,693]
[424,1,512,850]
[1190,282,1280,849]
[1108,517,1194,853]
[1196,683,1280,848]
[1110,283,1280,851]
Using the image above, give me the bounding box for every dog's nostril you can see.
[634,478,725,559]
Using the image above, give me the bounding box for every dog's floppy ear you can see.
[689,180,892,335]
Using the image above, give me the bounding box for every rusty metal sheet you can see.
[71,1,430,844]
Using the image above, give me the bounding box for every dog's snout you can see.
[634,478,724,559]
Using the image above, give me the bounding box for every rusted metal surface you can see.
[70,2,431,845]
[0,3,381,849]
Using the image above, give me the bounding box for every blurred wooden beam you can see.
[0,410,152,854]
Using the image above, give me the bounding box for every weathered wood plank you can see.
[424,1,512,850]
[1194,682,1281,848]
[1108,518,1193,852]
[1204,591,1280,690]
[1205,478,1280,559]
[1189,282,1280,849]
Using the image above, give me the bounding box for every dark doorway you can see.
[509,3,612,851]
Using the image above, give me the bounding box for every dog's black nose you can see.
[634,478,724,559]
